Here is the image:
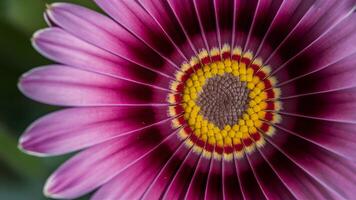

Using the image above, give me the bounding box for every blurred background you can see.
[0,1,101,199]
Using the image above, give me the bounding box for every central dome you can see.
[197,72,250,129]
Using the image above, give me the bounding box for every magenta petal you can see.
[43,124,178,199]
[281,88,356,124]
[18,65,168,106]
[46,3,180,76]
[260,141,340,200]
[93,0,184,66]
[267,0,354,68]
[162,147,201,200]
[275,115,356,161]
[231,0,258,48]
[205,154,223,200]
[19,106,170,156]
[138,0,194,58]
[246,150,296,200]
[92,134,182,200]
[183,150,211,200]
[235,155,266,200]
[222,159,243,200]
[280,51,356,97]
[268,133,356,199]
[213,0,235,46]
[166,0,206,51]
[274,14,356,83]
[193,0,218,49]
[243,0,283,53]
[32,27,174,87]
[255,0,307,60]
[141,140,189,199]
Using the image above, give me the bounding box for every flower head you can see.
[19,0,356,199]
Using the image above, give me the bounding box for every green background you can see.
[0,1,100,199]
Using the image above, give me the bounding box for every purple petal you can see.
[267,132,356,199]
[193,0,218,49]
[232,0,258,48]
[32,27,174,87]
[18,65,168,106]
[267,0,354,68]
[141,139,189,200]
[162,147,202,200]
[138,0,195,58]
[246,150,296,200]
[235,155,266,200]
[255,0,306,60]
[222,159,244,200]
[274,13,356,83]
[275,115,356,161]
[19,106,170,156]
[166,0,206,51]
[93,0,185,66]
[259,140,341,200]
[92,134,182,200]
[244,0,283,53]
[280,51,356,97]
[205,154,223,200]
[43,125,178,199]
[213,0,235,46]
[184,150,211,200]
[281,88,356,124]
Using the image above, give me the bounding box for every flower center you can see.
[167,44,282,160]
[196,73,249,129]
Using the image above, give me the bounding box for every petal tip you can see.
[18,134,51,157]
[43,181,60,199]
[43,174,70,200]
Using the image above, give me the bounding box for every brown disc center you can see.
[196,73,250,129]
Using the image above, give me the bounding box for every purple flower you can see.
[18,0,356,199]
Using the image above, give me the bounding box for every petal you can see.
[280,51,356,97]
[43,124,178,199]
[243,0,283,53]
[255,0,309,59]
[93,0,185,65]
[32,27,174,87]
[141,139,191,200]
[274,115,356,161]
[19,106,170,156]
[18,65,168,106]
[222,159,244,200]
[259,140,341,200]
[274,13,356,83]
[214,0,235,46]
[259,0,316,63]
[280,88,356,124]
[246,150,296,200]
[160,143,201,200]
[165,0,207,51]
[267,0,354,67]
[232,0,258,47]
[184,151,211,200]
[138,0,195,57]
[92,134,182,200]
[268,132,356,199]
[235,155,266,200]
[193,0,218,49]
[205,154,223,200]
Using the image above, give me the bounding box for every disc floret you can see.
[168,44,281,160]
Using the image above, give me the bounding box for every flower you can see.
[18,0,356,199]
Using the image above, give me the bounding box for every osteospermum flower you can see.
[18,0,356,199]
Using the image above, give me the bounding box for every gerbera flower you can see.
[18,0,356,199]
